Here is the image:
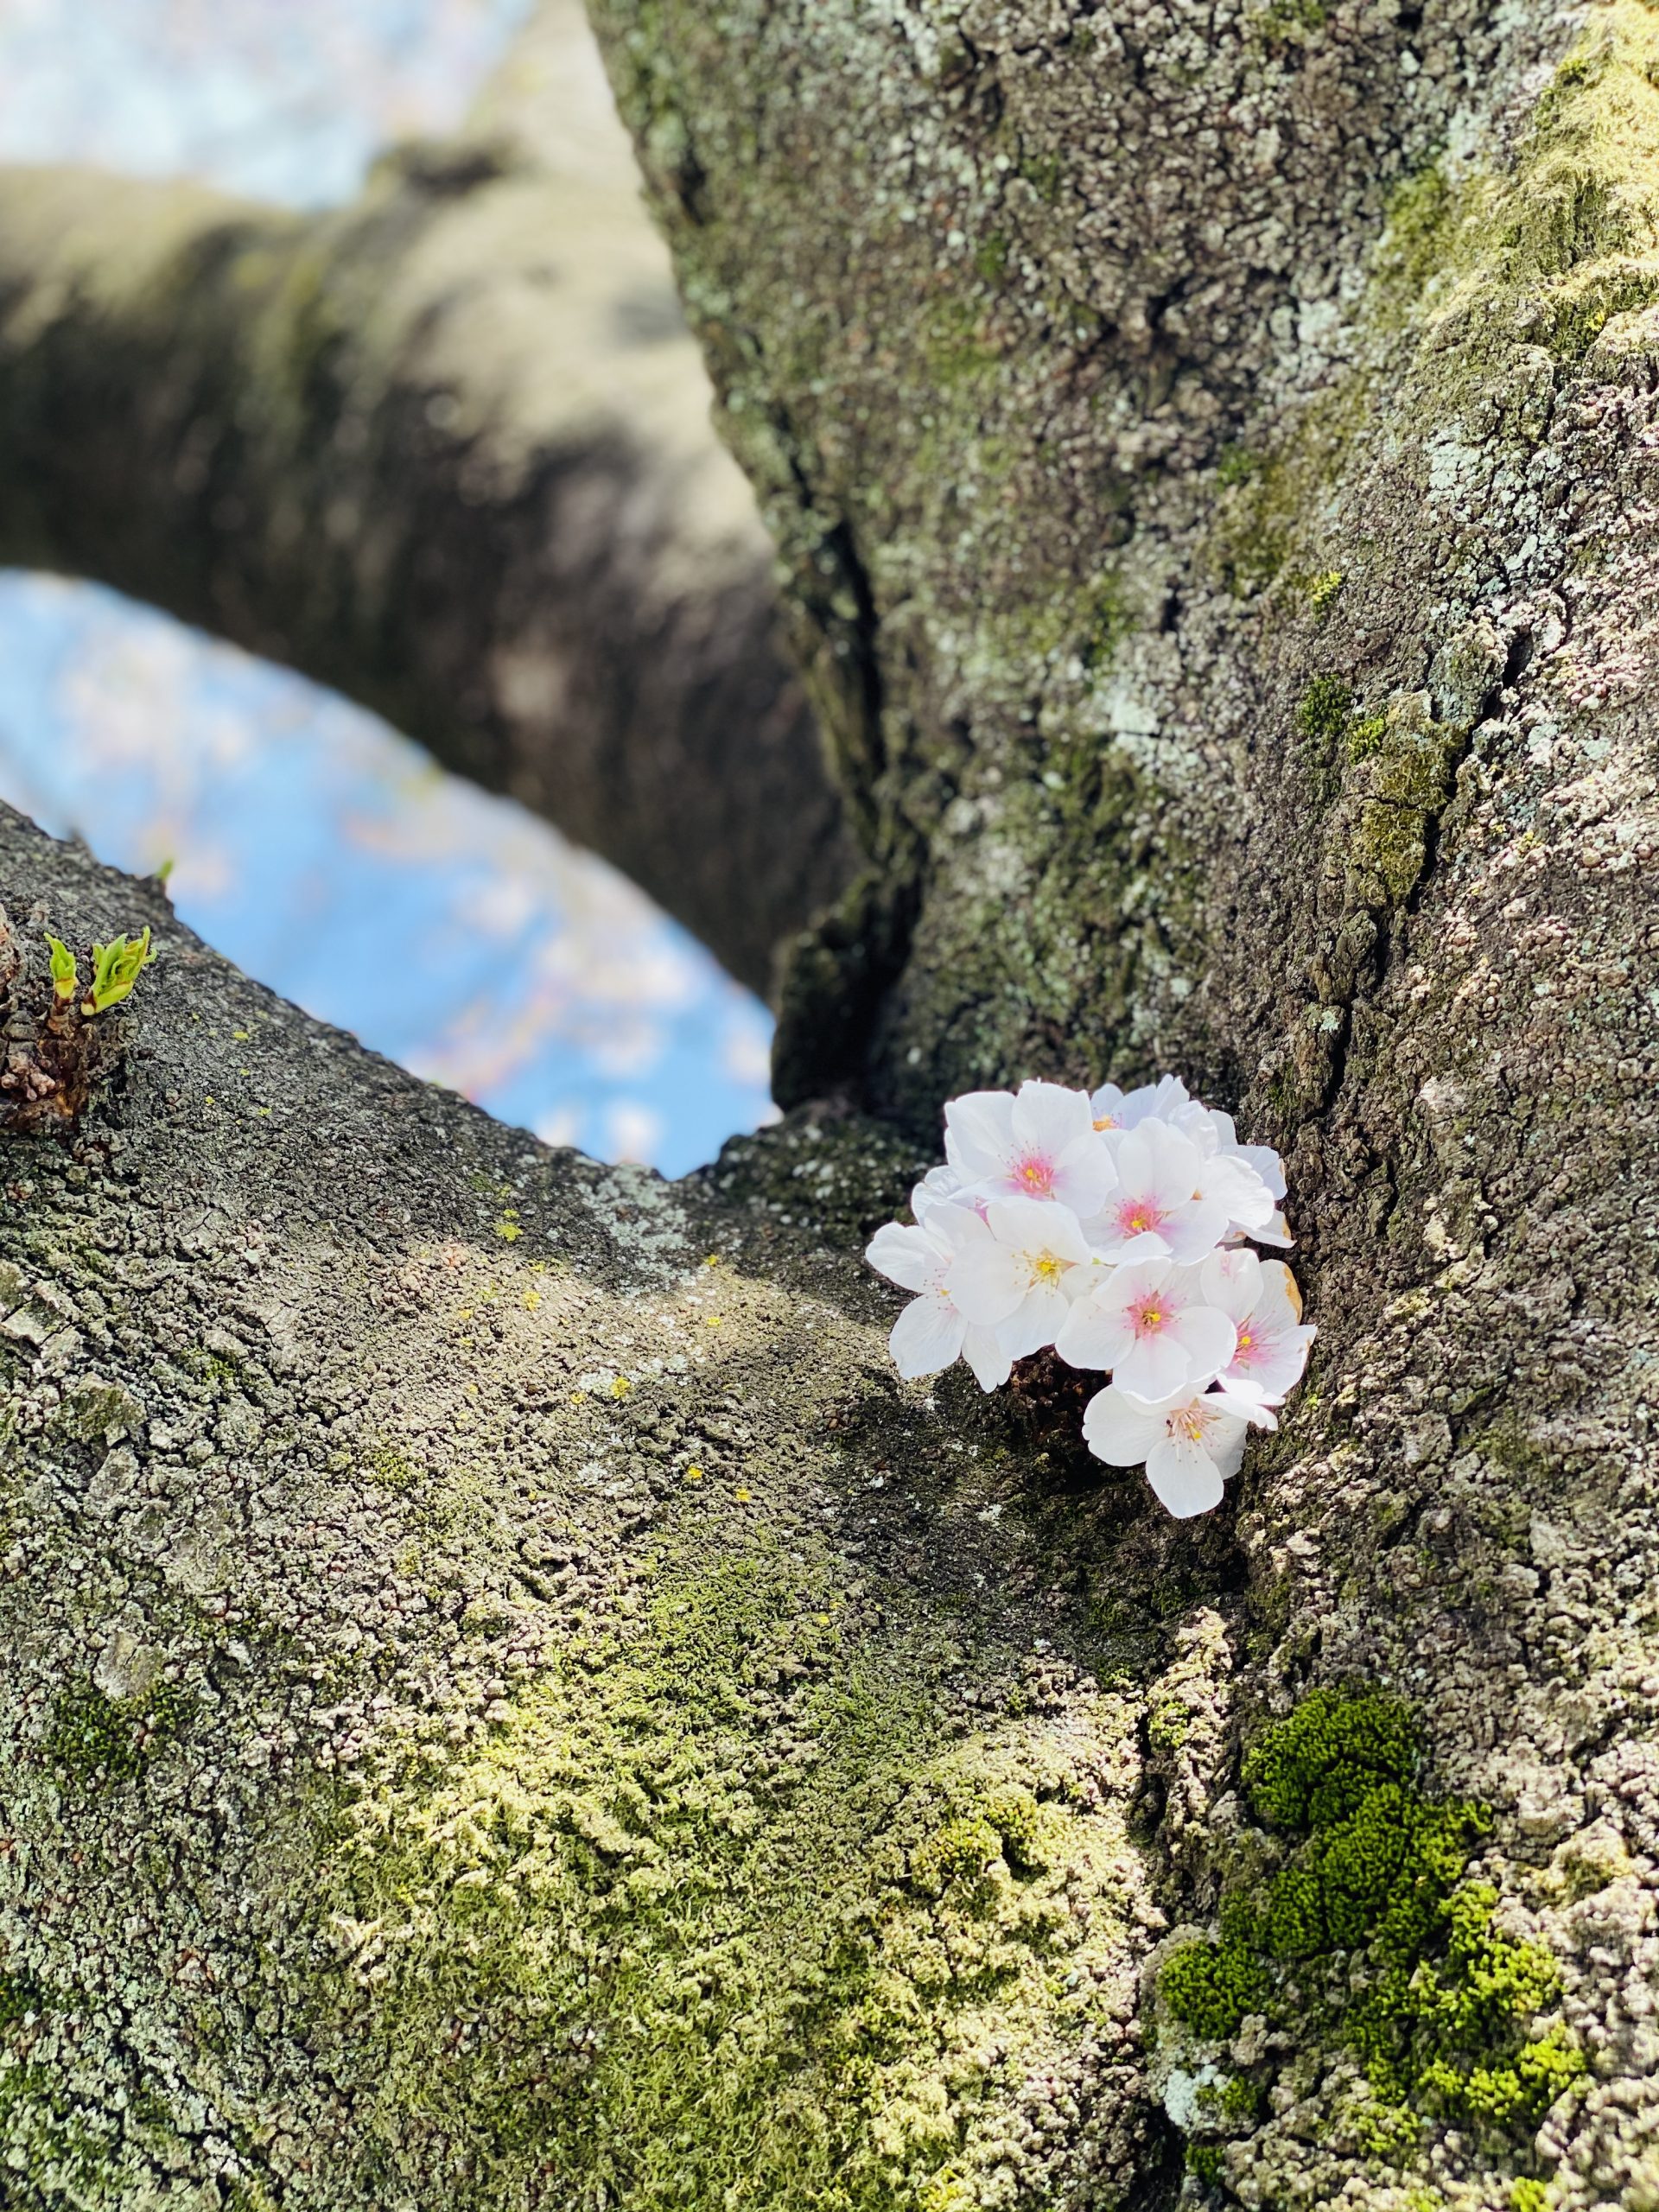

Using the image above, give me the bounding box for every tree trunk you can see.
[0,0,857,998]
[3,0,1659,2207]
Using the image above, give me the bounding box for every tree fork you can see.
[3,0,1659,2202]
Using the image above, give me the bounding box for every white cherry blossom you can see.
[945,1194,1095,1358]
[945,1080,1116,1216]
[1190,1141,1277,1243]
[864,1210,1013,1389]
[1089,1074,1192,1133]
[1055,1257,1236,1402]
[1175,1103,1288,1245]
[912,1163,981,1219]
[1200,1249,1315,1404]
[1082,1382,1277,1517]
[866,1068,1306,1521]
[1080,1118,1232,1264]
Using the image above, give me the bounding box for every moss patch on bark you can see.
[1160,1691,1582,2176]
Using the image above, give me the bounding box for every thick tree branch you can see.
[0,802,1182,2207]
[0,6,857,997]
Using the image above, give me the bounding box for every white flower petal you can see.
[866,1220,942,1294]
[1168,1303,1237,1382]
[1088,1082,1132,1130]
[1101,1256,1175,1309]
[1200,1246,1262,1321]
[998,1301,1058,1361]
[926,1199,994,1253]
[1027,1278,1077,1350]
[1144,1433,1227,1517]
[1161,1196,1232,1265]
[1199,1152,1275,1231]
[946,1240,1027,1325]
[1263,1260,1302,1319]
[1114,1328,1206,1403]
[962,1325,1014,1391]
[1012,1078,1094,1159]
[983,1195,1093,1265]
[1114,1121,1207,1224]
[1224,1324,1314,1402]
[1198,1407,1251,1484]
[943,1090,1017,1179]
[1054,1136,1116,1211]
[1211,1387,1278,1431]
[912,1165,964,1217]
[889,1294,966,1380]
[1237,1141,1288,1202]
[1055,1294,1130,1370]
[1081,1384,1171,1465]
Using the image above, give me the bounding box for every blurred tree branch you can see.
[0,0,856,998]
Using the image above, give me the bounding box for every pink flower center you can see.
[1114,1195,1166,1238]
[1128,1294,1173,1340]
[1014,1154,1055,1196]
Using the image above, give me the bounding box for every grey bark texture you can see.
[3,0,1659,2208]
[0,2,857,998]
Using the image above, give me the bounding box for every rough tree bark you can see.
[3,0,1659,2209]
[0,1,857,997]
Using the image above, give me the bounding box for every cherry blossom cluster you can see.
[865,1076,1313,1520]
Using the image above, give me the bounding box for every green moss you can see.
[1345,713,1388,763]
[1371,8,1659,362]
[365,1442,418,1491]
[0,2058,104,2202]
[1147,1697,1192,1752]
[0,1971,44,2033]
[1021,151,1064,207]
[44,1676,194,1782]
[312,1542,1132,2209]
[1510,2182,1550,2212]
[1351,2092,1422,2162]
[1161,1897,1270,2039]
[1215,446,1259,488]
[1186,2140,1224,2188]
[973,232,1009,285]
[1294,676,1356,749]
[1161,1691,1582,2153]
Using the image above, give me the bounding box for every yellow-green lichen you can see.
[1372,5,1659,365]
[309,1541,1139,2209]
